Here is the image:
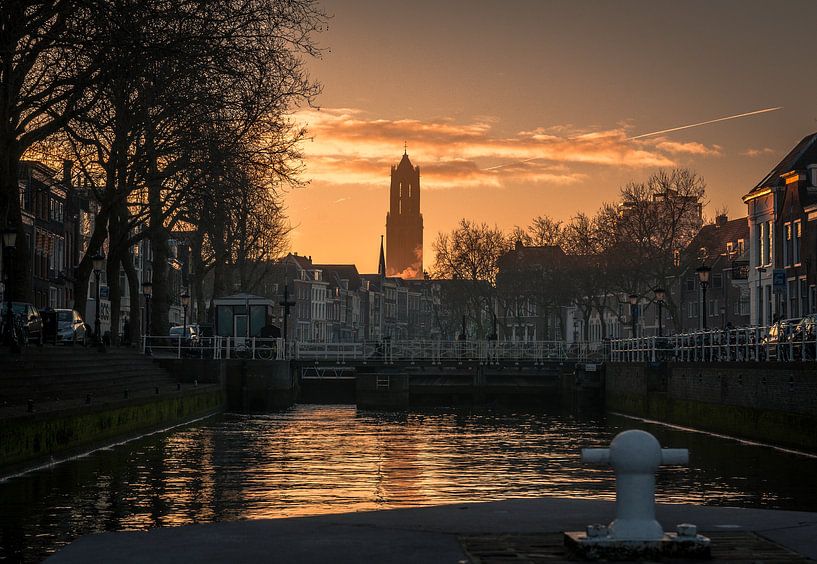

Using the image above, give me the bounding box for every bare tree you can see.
[432,219,510,336]
[0,0,100,299]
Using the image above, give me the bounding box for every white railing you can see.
[609,324,817,363]
[141,336,601,363]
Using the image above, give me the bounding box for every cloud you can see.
[295,108,722,189]
[742,147,776,158]
[654,138,722,156]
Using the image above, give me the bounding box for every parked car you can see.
[169,325,199,344]
[55,309,89,346]
[7,302,44,345]
[15,302,43,345]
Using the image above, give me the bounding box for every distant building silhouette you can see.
[386,149,423,279]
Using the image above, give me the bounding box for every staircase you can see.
[0,346,180,407]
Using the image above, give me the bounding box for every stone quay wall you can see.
[0,387,223,475]
[606,362,817,451]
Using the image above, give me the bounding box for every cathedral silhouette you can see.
[385,148,424,279]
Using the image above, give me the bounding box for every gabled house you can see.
[743,132,817,325]
[675,214,749,331]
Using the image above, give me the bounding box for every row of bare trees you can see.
[431,169,707,339]
[1,0,324,340]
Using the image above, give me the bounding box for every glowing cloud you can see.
[295,107,722,189]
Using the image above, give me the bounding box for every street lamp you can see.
[628,294,639,338]
[279,281,296,342]
[92,252,105,350]
[2,229,17,350]
[180,290,190,336]
[696,264,712,330]
[654,287,666,337]
[142,281,152,354]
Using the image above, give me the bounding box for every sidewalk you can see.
[47,497,817,563]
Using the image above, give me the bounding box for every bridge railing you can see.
[141,336,598,363]
[143,335,286,360]
[609,324,817,363]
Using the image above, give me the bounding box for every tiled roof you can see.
[746,132,817,196]
[313,264,362,290]
[681,216,749,268]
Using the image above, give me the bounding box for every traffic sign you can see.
[773,269,786,293]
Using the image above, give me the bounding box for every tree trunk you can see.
[191,231,207,323]
[73,207,110,321]
[122,245,140,346]
[106,240,121,345]
[0,143,33,301]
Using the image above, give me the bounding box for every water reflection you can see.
[2,405,817,562]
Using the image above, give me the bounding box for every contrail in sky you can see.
[482,106,783,172]
[628,106,783,140]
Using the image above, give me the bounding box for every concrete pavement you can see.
[48,497,817,563]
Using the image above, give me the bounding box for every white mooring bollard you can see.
[564,429,710,560]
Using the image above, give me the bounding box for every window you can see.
[737,239,745,254]
[713,273,723,289]
[789,280,798,318]
[784,222,792,266]
[687,302,698,318]
[686,277,695,291]
[740,297,750,316]
[766,220,773,264]
[801,278,808,317]
[811,285,817,315]
[794,220,802,264]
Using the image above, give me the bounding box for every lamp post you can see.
[696,264,711,330]
[2,229,17,350]
[180,290,190,336]
[142,280,152,354]
[92,252,105,349]
[628,294,639,338]
[654,287,666,337]
[279,281,296,342]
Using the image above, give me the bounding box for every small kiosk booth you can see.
[212,293,276,339]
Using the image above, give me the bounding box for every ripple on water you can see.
[2,404,817,562]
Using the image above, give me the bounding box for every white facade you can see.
[745,189,778,326]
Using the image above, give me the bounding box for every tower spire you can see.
[378,234,386,277]
[403,141,407,155]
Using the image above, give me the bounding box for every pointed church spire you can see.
[378,234,386,277]
[404,141,407,156]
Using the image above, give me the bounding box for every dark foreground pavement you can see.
[48,497,817,563]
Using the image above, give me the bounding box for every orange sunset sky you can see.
[287,0,817,274]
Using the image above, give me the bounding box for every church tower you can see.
[386,148,423,278]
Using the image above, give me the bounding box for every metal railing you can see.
[141,336,603,363]
[609,325,817,363]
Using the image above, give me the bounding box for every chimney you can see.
[515,239,524,251]
[715,214,728,226]
[62,160,73,189]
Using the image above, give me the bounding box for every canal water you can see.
[2,405,817,562]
